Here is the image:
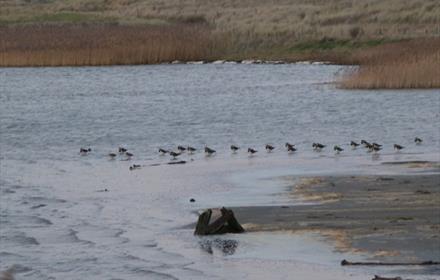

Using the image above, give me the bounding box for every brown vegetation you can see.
[0,23,214,66]
[1,0,439,88]
[1,0,439,62]
[340,38,440,89]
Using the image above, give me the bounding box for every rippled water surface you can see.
[1,64,439,279]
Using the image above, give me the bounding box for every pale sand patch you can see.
[292,177,342,203]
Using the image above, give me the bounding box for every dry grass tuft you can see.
[0,23,215,66]
[340,38,440,89]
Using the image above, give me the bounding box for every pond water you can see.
[1,64,439,279]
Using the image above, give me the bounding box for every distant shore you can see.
[1,23,439,89]
[233,166,440,264]
[2,0,439,88]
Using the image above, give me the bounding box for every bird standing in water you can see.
[371,145,381,153]
[394,144,404,151]
[313,143,325,151]
[350,141,360,148]
[414,137,423,144]
[265,144,275,152]
[230,145,240,152]
[129,164,141,170]
[334,145,343,153]
[372,142,382,147]
[248,148,257,155]
[285,143,295,151]
[361,140,371,148]
[205,146,216,156]
[169,151,181,159]
[287,145,296,153]
[80,148,91,155]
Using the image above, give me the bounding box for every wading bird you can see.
[265,144,275,152]
[350,141,360,148]
[169,151,181,159]
[248,148,257,154]
[205,146,216,156]
[285,143,295,151]
[372,143,382,148]
[361,140,371,147]
[371,146,381,153]
[129,164,141,170]
[187,146,196,154]
[394,144,404,151]
[230,145,240,152]
[287,145,297,152]
[80,148,91,155]
[313,143,325,151]
[365,143,373,150]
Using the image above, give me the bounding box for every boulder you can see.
[194,207,245,235]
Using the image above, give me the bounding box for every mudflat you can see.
[233,173,440,262]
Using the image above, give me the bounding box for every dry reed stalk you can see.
[0,24,215,66]
[340,38,440,89]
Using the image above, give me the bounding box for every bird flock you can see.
[79,137,424,160]
[157,137,422,159]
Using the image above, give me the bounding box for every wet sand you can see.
[232,172,440,263]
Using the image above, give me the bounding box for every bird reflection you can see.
[199,238,238,256]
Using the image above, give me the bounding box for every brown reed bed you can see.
[0,23,215,66]
[340,38,440,89]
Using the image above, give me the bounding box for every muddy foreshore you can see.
[232,172,440,263]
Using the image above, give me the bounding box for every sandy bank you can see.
[232,173,440,263]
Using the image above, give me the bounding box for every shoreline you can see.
[0,59,336,68]
[231,172,440,265]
